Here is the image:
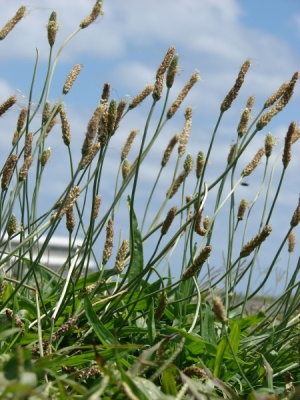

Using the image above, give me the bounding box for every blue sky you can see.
[0,0,299,295]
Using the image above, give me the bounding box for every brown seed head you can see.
[161,206,177,235]
[114,239,129,274]
[45,117,57,136]
[16,108,27,132]
[203,216,211,231]
[82,104,105,156]
[102,218,114,264]
[121,130,139,161]
[63,64,83,95]
[166,55,179,88]
[182,245,212,280]
[0,96,17,117]
[183,153,194,174]
[59,106,71,146]
[129,84,153,109]
[242,147,265,177]
[282,121,296,169]
[167,171,186,199]
[161,134,179,167]
[240,225,272,258]
[0,6,26,40]
[264,133,275,158]
[93,194,101,219]
[101,82,110,103]
[237,108,251,138]
[227,143,238,164]
[47,11,58,47]
[154,291,168,320]
[107,99,117,135]
[59,186,81,218]
[220,60,251,112]
[80,0,104,29]
[24,132,34,158]
[196,151,205,178]
[114,99,127,131]
[291,128,300,145]
[1,154,18,190]
[19,156,33,181]
[122,159,131,180]
[167,72,200,118]
[6,214,17,237]
[290,197,300,227]
[42,101,51,125]
[66,207,75,232]
[194,210,206,236]
[264,82,289,109]
[237,199,248,221]
[212,296,227,324]
[178,106,193,156]
[80,143,101,169]
[288,231,295,253]
[39,148,51,166]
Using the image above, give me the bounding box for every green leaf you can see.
[84,295,118,345]
[229,320,241,355]
[161,364,178,396]
[214,336,227,377]
[127,196,144,283]
[202,303,217,345]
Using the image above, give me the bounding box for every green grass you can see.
[0,2,300,399]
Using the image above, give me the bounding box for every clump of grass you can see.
[0,2,300,399]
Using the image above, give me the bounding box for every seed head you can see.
[264,82,289,109]
[1,154,18,190]
[282,121,296,169]
[114,99,127,131]
[0,96,17,117]
[178,107,193,157]
[66,207,75,232]
[182,245,212,280]
[0,6,26,40]
[264,133,275,158]
[167,72,200,119]
[227,143,238,164]
[161,206,177,235]
[80,143,101,169]
[121,130,139,161]
[212,296,227,324]
[166,55,179,88]
[183,153,194,174]
[237,199,248,221]
[203,216,211,231]
[16,108,27,133]
[290,197,300,227]
[153,46,175,101]
[39,148,51,166]
[59,186,81,218]
[63,64,83,95]
[93,194,101,219]
[161,134,179,167]
[166,171,186,199]
[82,104,105,156]
[114,239,129,274]
[288,231,295,253]
[237,108,251,138]
[242,147,265,177]
[154,291,168,320]
[59,106,71,146]
[129,84,153,109]
[42,101,51,125]
[122,159,131,180]
[101,82,110,103]
[24,132,34,158]
[194,210,206,236]
[80,0,104,29]
[6,214,17,237]
[102,218,114,264]
[196,151,205,178]
[240,225,272,258]
[47,11,58,47]
[19,156,33,181]
[107,99,117,135]
[220,60,251,112]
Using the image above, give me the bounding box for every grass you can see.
[0,2,300,399]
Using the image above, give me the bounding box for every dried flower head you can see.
[282,121,296,169]
[19,156,33,181]
[39,148,51,166]
[45,117,57,136]
[24,132,34,158]
[63,64,83,95]
[227,143,238,164]
[42,101,51,125]
[183,153,194,174]
[16,108,27,133]
[161,206,177,235]
[154,291,168,320]
[264,82,289,109]
[93,194,101,219]
[107,99,117,135]
[0,6,26,40]
[102,218,114,264]
[291,128,300,144]
[264,133,275,158]
[220,60,251,112]
[182,245,212,280]
[153,46,175,100]
[1,154,18,190]
[212,296,227,324]
[80,143,101,169]
[161,134,179,167]
[203,216,211,231]
[237,199,248,221]
[122,159,131,180]
[196,151,205,178]
[166,55,179,88]
[0,96,17,117]
[182,366,208,381]
[167,72,200,118]
[6,214,17,236]
[82,104,105,156]
[166,171,186,199]
[178,107,193,157]
[114,239,129,274]
[129,84,153,109]
[121,130,139,161]
[66,207,75,232]
[80,0,104,29]
[47,11,58,47]
[237,108,251,138]
[242,147,265,177]
[101,82,110,103]
[59,186,81,218]
[114,99,127,131]
[290,197,300,227]
[240,225,272,258]
[288,231,295,253]
[194,210,206,236]
[98,111,109,146]
[60,106,71,146]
